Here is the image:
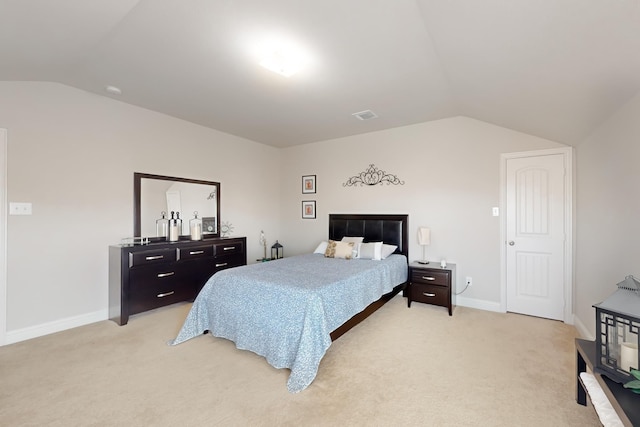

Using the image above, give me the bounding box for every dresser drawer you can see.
[212,253,245,271]
[411,269,450,287]
[410,283,449,307]
[129,263,185,289]
[129,283,195,315]
[129,248,177,267]
[129,264,195,314]
[213,241,244,257]
[178,244,213,261]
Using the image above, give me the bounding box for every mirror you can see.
[134,172,220,240]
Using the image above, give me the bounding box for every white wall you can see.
[0,81,583,342]
[279,117,566,308]
[574,92,640,337]
[0,82,281,339]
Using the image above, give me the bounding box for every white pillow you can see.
[341,236,364,244]
[314,241,328,254]
[381,244,398,259]
[357,242,383,260]
[325,240,355,259]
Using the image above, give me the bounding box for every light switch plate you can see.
[492,207,499,216]
[9,202,32,215]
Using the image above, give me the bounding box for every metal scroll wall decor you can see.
[342,163,405,187]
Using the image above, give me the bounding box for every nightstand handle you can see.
[215,262,228,267]
[423,292,436,297]
[157,291,175,298]
[223,246,235,251]
[422,276,436,281]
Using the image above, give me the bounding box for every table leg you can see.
[577,348,587,406]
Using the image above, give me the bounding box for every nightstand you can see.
[407,262,456,315]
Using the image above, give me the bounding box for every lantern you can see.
[594,275,640,383]
[271,240,283,260]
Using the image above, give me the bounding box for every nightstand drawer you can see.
[411,269,449,286]
[410,283,449,306]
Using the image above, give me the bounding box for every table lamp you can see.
[417,227,430,264]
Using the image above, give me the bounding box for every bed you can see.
[171,214,409,392]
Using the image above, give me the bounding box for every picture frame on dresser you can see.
[202,217,216,234]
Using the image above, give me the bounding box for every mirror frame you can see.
[134,172,221,241]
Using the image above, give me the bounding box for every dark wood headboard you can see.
[328,214,408,258]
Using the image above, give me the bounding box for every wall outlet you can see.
[466,276,473,287]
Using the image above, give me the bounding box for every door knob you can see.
[508,241,515,246]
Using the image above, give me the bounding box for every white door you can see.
[0,129,6,345]
[504,151,568,321]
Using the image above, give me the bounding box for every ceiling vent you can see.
[352,110,378,121]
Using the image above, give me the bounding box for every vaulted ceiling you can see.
[2,0,640,147]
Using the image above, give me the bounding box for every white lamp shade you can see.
[417,227,431,245]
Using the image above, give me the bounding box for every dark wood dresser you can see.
[109,237,246,325]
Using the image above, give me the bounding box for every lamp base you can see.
[417,260,430,264]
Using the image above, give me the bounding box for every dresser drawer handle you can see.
[157,272,175,278]
[189,250,205,255]
[157,291,175,298]
[146,255,164,260]
[215,262,228,267]
[423,292,437,297]
[422,276,436,281]
[223,246,235,251]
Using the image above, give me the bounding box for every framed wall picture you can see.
[302,175,316,194]
[302,200,316,219]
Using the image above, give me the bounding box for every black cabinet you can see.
[109,237,246,325]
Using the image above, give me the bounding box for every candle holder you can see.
[594,275,640,384]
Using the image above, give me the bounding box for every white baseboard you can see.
[455,296,503,313]
[573,315,594,340]
[5,309,108,345]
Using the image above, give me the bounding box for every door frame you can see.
[499,147,574,324]
[0,129,6,345]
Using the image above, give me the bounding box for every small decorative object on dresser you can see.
[271,240,283,259]
[407,261,456,316]
[220,221,233,237]
[259,230,268,261]
[109,237,246,325]
[202,217,217,234]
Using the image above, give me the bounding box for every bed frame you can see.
[327,214,409,341]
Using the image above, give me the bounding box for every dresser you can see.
[109,237,246,325]
[407,262,456,315]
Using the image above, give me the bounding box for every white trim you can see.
[0,129,6,346]
[5,309,108,345]
[455,296,503,313]
[574,315,594,340]
[499,147,574,324]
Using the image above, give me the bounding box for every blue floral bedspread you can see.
[170,253,408,392]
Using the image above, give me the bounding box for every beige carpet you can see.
[0,296,600,427]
